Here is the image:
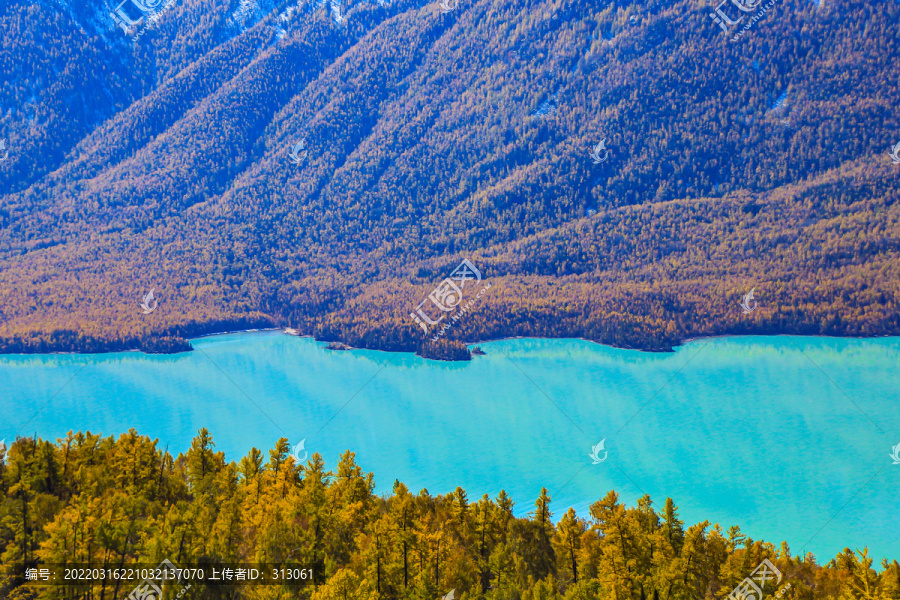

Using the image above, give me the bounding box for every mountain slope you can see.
[0,0,898,357]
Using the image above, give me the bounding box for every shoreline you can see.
[0,326,896,360]
[191,327,282,340]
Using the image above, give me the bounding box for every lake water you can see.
[2,332,898,561]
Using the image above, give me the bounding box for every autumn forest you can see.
[1,431,898,600]
[0,0,898,359]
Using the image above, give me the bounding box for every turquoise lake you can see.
[1,333,898,561]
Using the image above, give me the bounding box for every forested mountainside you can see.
[0,0,898,358]
[1,431,899,599]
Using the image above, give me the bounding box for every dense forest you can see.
[0,431,898,599]
[0,0,898,358]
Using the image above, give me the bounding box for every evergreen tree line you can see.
[1,430,898,599]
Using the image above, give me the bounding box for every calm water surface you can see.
[2,333,898,560]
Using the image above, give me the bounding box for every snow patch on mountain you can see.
[228,0,281,31]
[331,0,346,24]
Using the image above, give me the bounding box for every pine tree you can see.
[554,507,584,585]
[662,497,685,554]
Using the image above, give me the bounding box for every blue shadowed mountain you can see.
[0,0,898,359]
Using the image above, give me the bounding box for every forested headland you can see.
[0,430,897,599]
